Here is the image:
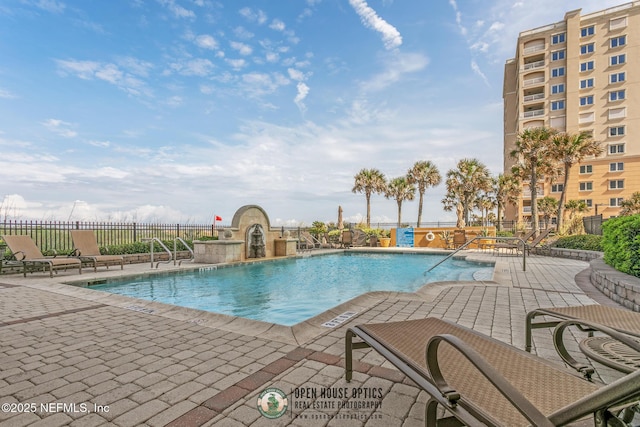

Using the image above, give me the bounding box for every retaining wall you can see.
[590,258,640,312]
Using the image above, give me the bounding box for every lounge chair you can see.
[524,227,554,255]
[526,305,640,347]
[2,234,82,277]
[346,317,640,426]
[341,230,353,248]
[452,229,466,249]
[493,229,536,254]
[70,230,124,272]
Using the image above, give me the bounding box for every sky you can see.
[0,0,629,227]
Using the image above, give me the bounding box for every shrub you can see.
[551,234,603,252]
[602,215,640,278]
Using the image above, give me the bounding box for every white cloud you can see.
[269,19,286,31]
[230,41,252,55]
[294,82,310,113]
[348,0,402,50]
[41,119,77,138]
[0,88,17,99]
[239,7,267,25]
[361,52,428,92]
[55,59,151,96]
[226,58,246,70]
[30,0,66,13]
[195,34,218,50]
[470,60,489,87]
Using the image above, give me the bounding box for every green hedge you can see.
[551,234,603,252]
[602,215,640,278]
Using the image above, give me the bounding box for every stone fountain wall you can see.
[193,204,296,264]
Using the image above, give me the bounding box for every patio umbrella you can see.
[338,205,344,230]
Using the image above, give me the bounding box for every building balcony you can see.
[523,44,545,55]
[523,60,545,71]
[523,77,545,87]
[523,109,545,119]
[523,93,545,103]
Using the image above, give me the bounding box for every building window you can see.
[609,107,626,120]
[579,112,595,123]
[609,180,624,190]
[579,96,593,106]
[582,199,593,208]
[610,35,626,48]
[551,84,564,94]
[551,100,565,111]
[579,165,593,174]
[609,90,625,101]
[552,33,565,44]
[551,184,564,192]
[610,54,626,66]
[609,162,624,172]
[580,43,595,55]
[580,61,594,72]
[552,67,565,77]
[610,16,627,30]
[580,78,594,89]
[551,50,565,61]
[581,26,595,37]
[609,126,625,136]
[610,72,625,83]
[609,143,625,154]
[610,198,624,207]
[579,182,593,191]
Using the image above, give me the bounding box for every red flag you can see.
[215,215,222,221]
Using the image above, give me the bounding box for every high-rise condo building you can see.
[503,2,639,224]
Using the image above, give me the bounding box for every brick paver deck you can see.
[0,250,628,426]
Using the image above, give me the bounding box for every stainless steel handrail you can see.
[142,238,173,268]
[426,236,526,273]
[174,237,193,265]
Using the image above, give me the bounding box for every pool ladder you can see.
[142,238,194,268]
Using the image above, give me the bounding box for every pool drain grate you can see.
[321,311,358,328]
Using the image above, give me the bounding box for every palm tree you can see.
[442,158,492,226]
[620,192,640,216]
[510,127,557,234]
[550,131,603,229]
[537,196,558,229]
[352,168,386,228]
[385,177,416,227]
[407,160,441,228]
[495,174,521,231]
[475,193,497,227]
[564,199,589,220]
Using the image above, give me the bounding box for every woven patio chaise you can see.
[525,305,640,377]
[70,230,124,272]
[345,317,640,426]
[2,234,82,277]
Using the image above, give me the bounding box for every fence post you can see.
[133,223,137,241]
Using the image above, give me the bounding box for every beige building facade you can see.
[503,2,640,224]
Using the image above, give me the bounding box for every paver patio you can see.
[0,250,629,426]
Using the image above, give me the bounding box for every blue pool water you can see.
[91,253,493,326]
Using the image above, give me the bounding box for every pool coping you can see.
[1,248,507,346]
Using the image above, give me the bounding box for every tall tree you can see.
[620,192,640,216]
[352,168,386,228]
[495,174,521,231]
[537,196,559,229]
[550,131,603,229]
[475,193,497,227]
[385,177,416,227]
[442,158,492,226]
[510,127,557,234]
[407,160,441,228]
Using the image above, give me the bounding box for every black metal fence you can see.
[583,215,605,235]
[0,220,224,252]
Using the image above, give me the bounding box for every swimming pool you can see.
[90,252,493,326]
